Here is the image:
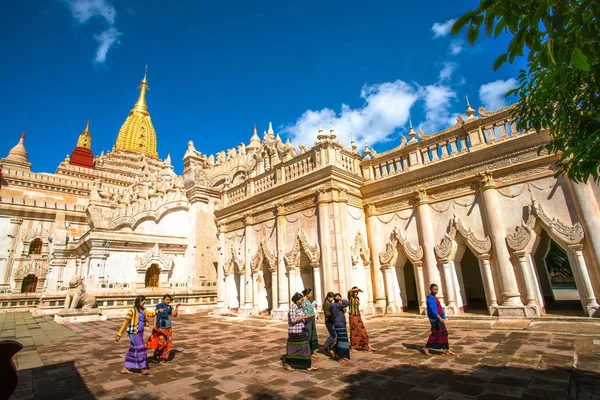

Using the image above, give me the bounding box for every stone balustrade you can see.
[0,195,87,212]
[362,108,530,182]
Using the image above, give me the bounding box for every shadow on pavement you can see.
[12,361,95,400]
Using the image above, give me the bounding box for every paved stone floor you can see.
[2,312,600,400]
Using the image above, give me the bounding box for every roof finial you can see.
[85,119,91,131]
[21,127,26,139]
[132,66,150,115]
[465,93,477,120]
[408,119,417,140]
[268,121,274,135]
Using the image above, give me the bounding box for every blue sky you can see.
[0,0,525,174]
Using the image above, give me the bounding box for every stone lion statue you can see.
[64,276,98,310]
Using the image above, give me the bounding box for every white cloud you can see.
[283,73,461,149]
[65,0,122,64]
[94,27,122,63]
[67,0,116,24]
[449,38,464,55]
[479,78,518,110]
[419,84,456,134]
[439,61,458,82]
[432,18,457,38]
[283,81,419,150]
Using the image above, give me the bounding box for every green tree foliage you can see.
[452,0,600,183]
[545,240,573,278]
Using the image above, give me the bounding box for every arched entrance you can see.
[532,230,581,315]
[257,259,274,314]
[145,264,160,287]
[454,244,487,314]
[251,238,277,315]
[284,229,321,305]
[21,274,38,293]
[350,232,372,313]
[379,227,425,314]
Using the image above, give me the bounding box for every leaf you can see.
[451,11,476,35]
[467,25,479,45]
[570,48,591,71]
[485,12,495,36]
[494,53,508,71]
[494,19,506,37]
[548,39,556,64]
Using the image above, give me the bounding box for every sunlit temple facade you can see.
[1,70,600,319]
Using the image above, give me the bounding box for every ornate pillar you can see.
[252,269,259,312]
[480,254,498,309]
[415,189,444,301]
[439,258,457,315]
[569,244,600,316]
[513,251,537,308]
[316,190,335,292]
[478,172,523,308]
[287,265,297,298]
[240,215,253,315]
[214,224,228,314]
[275,204,289,313]
[381,265,396,313]
[566,180,600,272]
[238,269,246,308]
[311,262,323,306]
[364,203,386,314]
[270,269,278,315]
[1,218,23,288]
[413,261,427,311]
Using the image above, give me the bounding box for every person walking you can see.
[283,292,319,372]
[116,296,164,374]
[423,284,457,356]
[147,294,179,362]
[322,292,336,357]
[348,287,376,352]
[301,288,319,357]
[330,293,350,362]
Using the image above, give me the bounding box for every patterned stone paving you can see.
[3,312,600,400]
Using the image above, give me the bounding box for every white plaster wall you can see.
[134,209,190,236]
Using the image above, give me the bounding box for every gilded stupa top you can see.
[76,119,93,149]
[114,67,159,158]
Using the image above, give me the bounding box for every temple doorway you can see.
[298,252,314,294]
[533,230,582,316]
[256,261,273,314]
[456,246,487,314]
[21,274,38,293]
[399,259,419,313]
[145,264,160,288]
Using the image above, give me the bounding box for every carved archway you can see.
[351,232,371,267]
[283,229,320,268]
[434,217,492,259]
[379,227,423,266]
[251,238,277,272]
[13,259,47,293]
[135,244,174,289]
[225,242,245,276]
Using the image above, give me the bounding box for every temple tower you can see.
[114,67,159,158]
[69,120,95,169]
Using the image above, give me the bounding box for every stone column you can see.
[238,271,246,308]
[514,251,537,308]
[252,270,259,312]
[316,190,334,292]
[566,180,600,271]
[381,265,396,313]
[415,189,444,301]
[364,203,386,314]
[275,204,289,314]
[240,216,254,315]
[413,261,427,311]
[479,254,498,309]
[270,269,278,315]
[478,172,523,307]
[568,244,600,316]
[287,265,297,298]
[1,218,23,287]
[439,258,457,315]
[214,224,228,314]
[311,263,323,306]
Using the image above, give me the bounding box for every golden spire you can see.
[76,119,92,149]
[132,65,149,116]
[114,66,159,158]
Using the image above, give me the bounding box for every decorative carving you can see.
[135,244,174,272]
[453,216,492,255]
[415,188,428,205]
[351,232,370,266]
[23,225,49,242]
[64,276,97,310]
[376,199,412,213]
[284,229,321,267]
[225,242,244,276]
[531,200,584,244]
[506,217,535,251]
[379,227,423,265]
[13,259,47,280]
[252,238,277,272]
[434,223,457,259]
[430,184,476,200]
[478,171,495,189]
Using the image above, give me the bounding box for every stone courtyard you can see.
[3,312,600,400]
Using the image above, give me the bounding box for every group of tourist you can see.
[282,283,456,372]
[114,283,455,374]
[115,294,179,374]
[282,286,376,372]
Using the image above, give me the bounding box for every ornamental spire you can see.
[132,65,150,115]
